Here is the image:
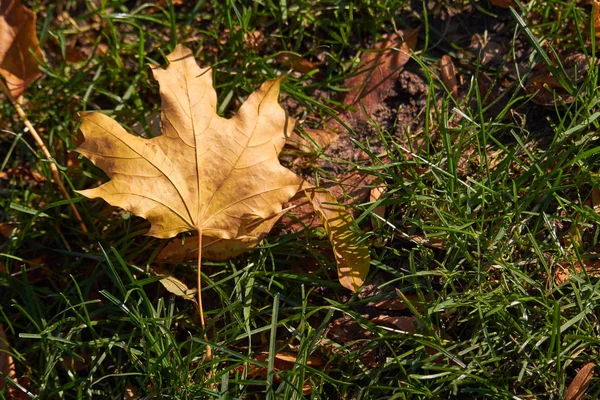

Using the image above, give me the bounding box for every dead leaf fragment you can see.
[336,29,418,129]
[76,45,303,241]
[277,52,321,75]
[440,55,458,99]
[237,351,323,395]
[526,53,589,107]
[489,0,516,7]
[151,266,197,301]
[0,0,43,98]
[305,188,370,292]
[0,323,28,399]
[566,362,595,400]
[369,186,386,229]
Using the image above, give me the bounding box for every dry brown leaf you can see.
[489,0,516,7]
[335,29,418,129]
[369,186,386,229]
[232,351,323,395]
[526,54,588,107]
[281,170,376,233]
[370,315,419,333]
[77,45,303,241]
[277,52,321,75]
[305,188,370,292]
[0,0,43,98]
[554,255,600,284]
[440,55,458,99]
[150,266,197,301]
[0,323,29,399]
[566,362,595,400]
[157,0,184,6]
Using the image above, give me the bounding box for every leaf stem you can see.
[0,79,88,233]
[197,232,211,360]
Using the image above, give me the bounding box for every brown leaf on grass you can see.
[369,294,430,312]
[566,362,595,400]
[526,53,589,107]
[281,170,376,233]
[76,45,303,241]
[235,351,323,395]
[334,29,419,129]
[370,315,420,333]
[150,266,197,301]
[0,323,29,399]
[489,0,516,7]
[305,188,370,292]
[440,55,458,99]
[0,0,43,98]
[554,254,600,284]
[157,0,184,6]
[369,186,386,229]
[277,52,322,75]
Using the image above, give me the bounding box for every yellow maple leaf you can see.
[77,45,303,241]
[77,45,369,314]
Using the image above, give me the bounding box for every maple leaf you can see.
[0,0,43,98]
[77,45,303,241]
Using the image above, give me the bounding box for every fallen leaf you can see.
[489,0,516,7]
[0,323,29,399]
[305,188,370,292]
[554,254,600,284]
[369,186,386,229]
[526,53,589,107]
[335,29,418,129]
[368,294,430,312]
[277,52,321,75]
[157,0,184,6]
[440,55,458,99]
[281,170,376,233]
[566,362,595,400]
[370,315,419,333]
[77,45,369,298]
[150,266,197,302]
[0,0,43,98]
[237,351,323,395]
[76,45,303,242]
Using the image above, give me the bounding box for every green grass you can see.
[2,0,600,398]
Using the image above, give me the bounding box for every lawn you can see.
[1,0,600,399]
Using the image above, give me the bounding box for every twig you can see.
[0,79,88,233]
[197,232,212,360]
